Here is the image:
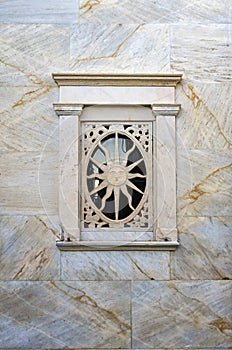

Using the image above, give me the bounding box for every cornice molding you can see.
[52,73,182,87]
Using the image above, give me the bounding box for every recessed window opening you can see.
[82,123,150,230]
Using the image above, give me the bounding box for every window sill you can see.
[56,240,179,251]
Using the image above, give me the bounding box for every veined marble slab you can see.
[70,24,170,73]
[172,216,232,280]
[0,87,58,152]
[0,86,59,213]
[0,152,58,215]
[0,281,131,348]
[61,251,170,280]
[176,81,232,150]
[60,86,174,104]
[0,0,78,23]
[132,281,232,348]
[177,150,232,216]
[0,24,69,86]
[0,216,60,280]
[170,24,232,82]
[79,0,230,24]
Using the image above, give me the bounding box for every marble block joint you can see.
[53,74,182,250]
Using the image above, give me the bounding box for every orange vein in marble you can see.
[51,281,130,335]
[168,284,232,337]
[182,84,232,150]
[0,58,43,85]
[13,263,27,280]
[12,86,52,108]
[12,248,50,280]
[126,253,155,280]
[185,232,225,279]
[35,216,60,239]
[80,0,100,14]
[209,319,232,336]
[33,248,49,269]
[71,23,144,64]
[179,163,232,209]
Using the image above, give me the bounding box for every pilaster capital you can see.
[53,103,84,117]
[151,104,181,117]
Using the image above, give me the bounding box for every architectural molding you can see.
[151,104,181,117]
[53,103,84,116]
[56,241,179,251]
[53,73,182,87]
[53,73,182,250]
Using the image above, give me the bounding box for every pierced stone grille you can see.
[81,123,153,230]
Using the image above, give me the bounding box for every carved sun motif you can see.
[87,131,146,221]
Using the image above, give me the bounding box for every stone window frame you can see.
[52,74,182,251]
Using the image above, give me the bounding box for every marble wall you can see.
[0,1,231,349]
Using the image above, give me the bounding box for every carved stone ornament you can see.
[53,74,182,250]
[82,123,152,230]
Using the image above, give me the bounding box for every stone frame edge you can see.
[53,73,182,251]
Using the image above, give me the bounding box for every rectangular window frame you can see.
[53,74,182,251]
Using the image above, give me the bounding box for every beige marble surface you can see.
[177,149,232,216]
[175,77,232,218]
[0,152,58,215]
[172,216,232,280]
[0,281,131,348]
[0,1,231,349]
[0,87,58,152]
[171,25,231,82]
[79,0,231,24]
[132,281,232,348]
[0,0,78,23]
[176,81,232,150]
[70,24,170,73]
[61,251,170,280]
[0,216,60,280]
[60,86,175,104]
[155,113,177,237]
[0,24,69,86]
[59,114,81,240]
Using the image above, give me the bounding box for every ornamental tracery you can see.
[82,123,152,229]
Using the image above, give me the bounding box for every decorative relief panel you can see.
[53,74,182,251]
[82,123,152,230]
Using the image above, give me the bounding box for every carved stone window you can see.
[53,74,182,250]
[82,123,152,230]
